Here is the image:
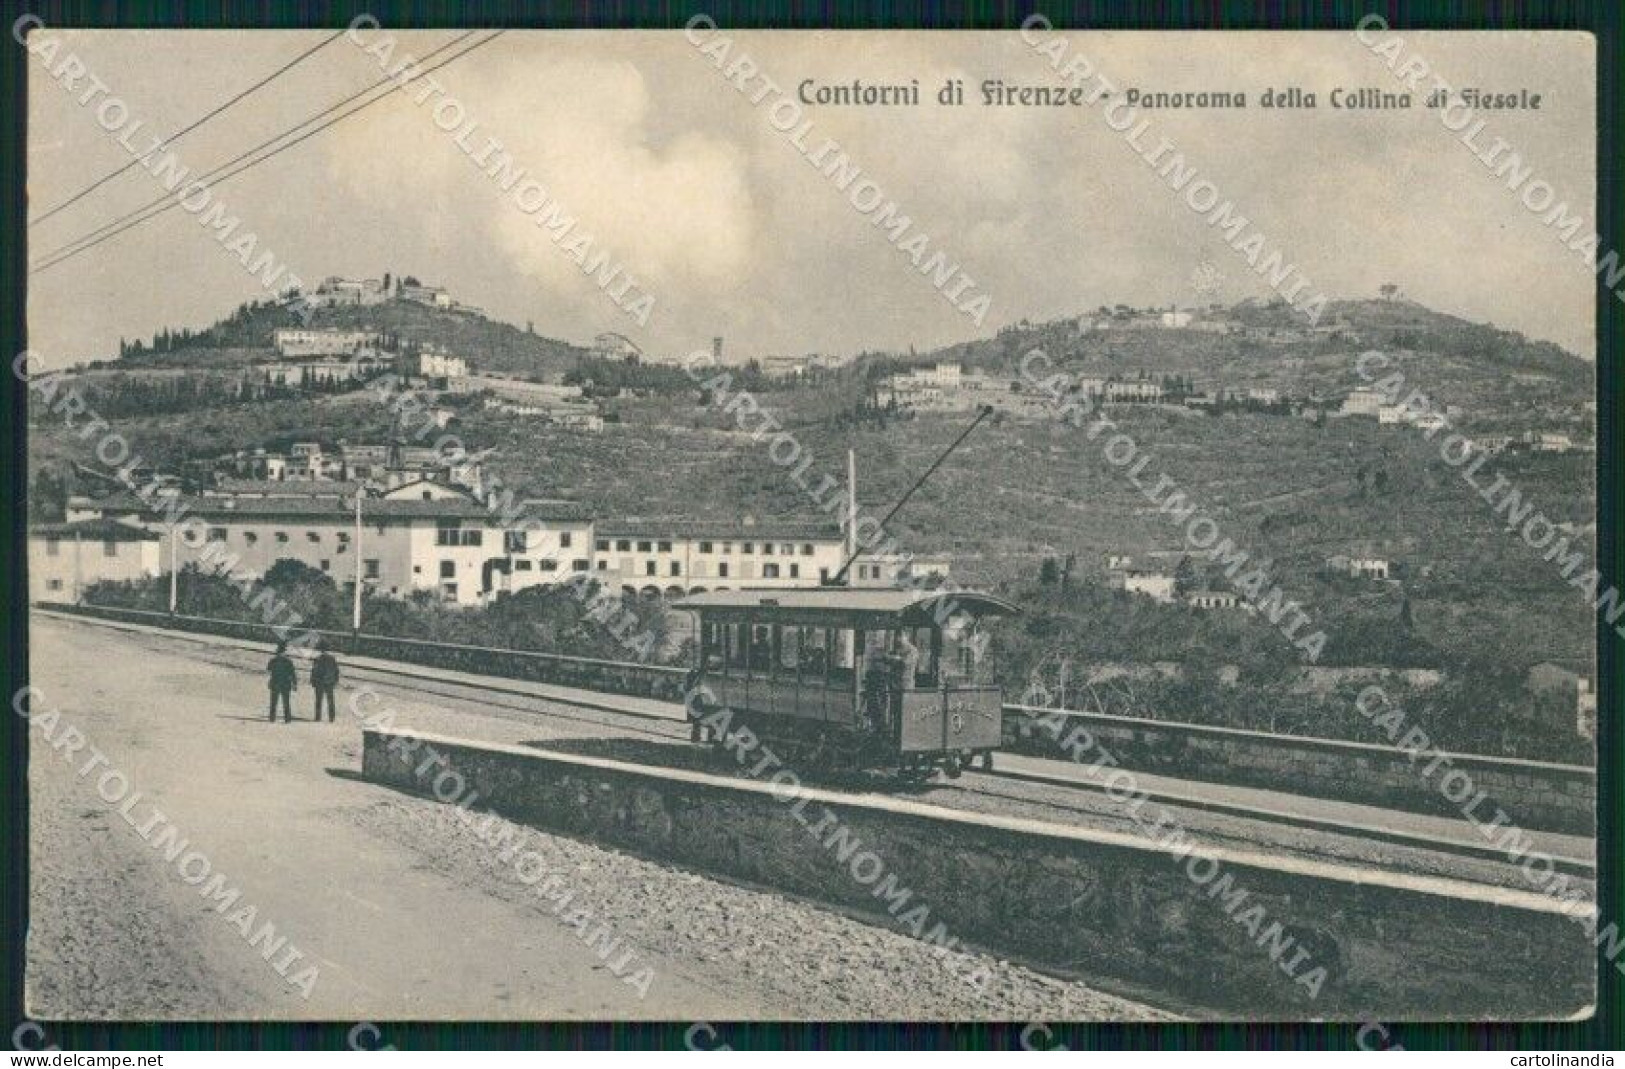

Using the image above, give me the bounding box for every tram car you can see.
[673,588,1018,778]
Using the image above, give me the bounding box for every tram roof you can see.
[671,586,1019,624]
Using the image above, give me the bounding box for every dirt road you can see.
[26,613,1168,1021]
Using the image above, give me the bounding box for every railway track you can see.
[47,610,1596,889]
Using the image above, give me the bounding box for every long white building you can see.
[593,519,846,596]
[61,494,860,606]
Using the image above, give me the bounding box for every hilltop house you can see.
[1326,555,1393,581]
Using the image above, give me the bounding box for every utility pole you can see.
[168,524,178,614]
[72,528,82,604]
[845,449,858,579]
[351,490,364,633]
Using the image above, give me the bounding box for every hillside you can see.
[33,291,1599,723]
[113,295,591,380]
[895,298,1591,426]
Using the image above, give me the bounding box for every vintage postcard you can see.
[20,25,1603,1031]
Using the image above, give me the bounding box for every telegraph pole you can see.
[351,490,364,633]
[168,524,178,614]
[845,449,858,575]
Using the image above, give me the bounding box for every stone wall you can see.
[363,728,1594,1019]
[1004,705,1594,834]
[48,604,688,701]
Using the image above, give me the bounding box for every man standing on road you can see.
[311,641,340,723]
[267,642,297,723]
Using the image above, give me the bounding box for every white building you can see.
[397,348,470,380]
[273,329,384,357]
[73,492,592,608]
[593,520,845,596]
[1339,388,1385,418]
[849,553,952,588]
[1159,310,1193,328]
[400,282,453,308]
[1120,572,1177,602]
[305,277,389,308]
[877,363,1054,418]
[1104,380,1164,403]
[29,519,163,603]
[250,355,388,387]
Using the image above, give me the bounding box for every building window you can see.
[504,530,527,553]
[781,544,794,555]
[819,568,829,582]
[596,560,607,570]
[763,564,781,579]
[438,524,481,547]
[718,562,729,578]
[762,543,773,555]
[537,560,558,572]
[645,561,657,576]
[306,531,320,543]
[275,531,289,543]
[47,579,63,591]
[722,543,732,554]
[596,539,610,552]
[560,532,573,548]
[742,543,754,554]
[244,532,258,545]
[364,559,380,579]
[103,540,118,557]
[658,540,672,552]
[637,540,652,552]
[670,561,681,576]
[320,559,330,572]
[699,541,713,553]
[440,561,456,579]
[209,527,228,542]
[789,564,800,579]
[572,559,589,571]
[516,559,533,571]
[45,539,59,557]
[801,543,814,556]
[616,539,631,551]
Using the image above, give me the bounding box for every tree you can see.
[1038,558,1060,586]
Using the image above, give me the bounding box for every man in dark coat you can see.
[311,641,340,723]
[267,642,296,722]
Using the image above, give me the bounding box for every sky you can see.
[26,29,1598,370]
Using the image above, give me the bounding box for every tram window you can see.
[777,626,800,674]
[907,626,938,687]
[701,623,722,669]
[726,623,749,672]
[828,627,856,686]
[799,627,828,681]
[940,620,987,684]
[750,625,772,673]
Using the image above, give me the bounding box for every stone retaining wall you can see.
[1004,705,1593,834]
[363,728,1594,1019]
